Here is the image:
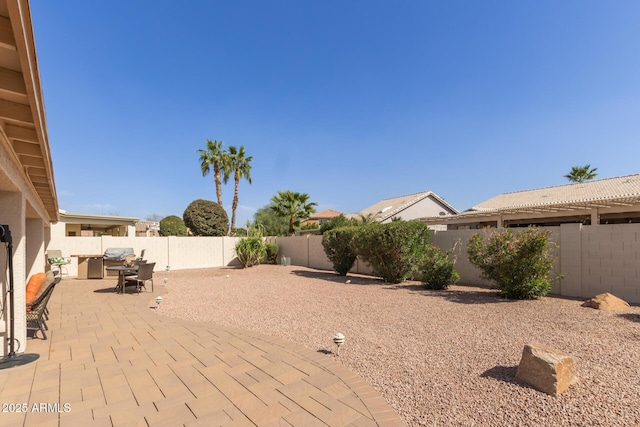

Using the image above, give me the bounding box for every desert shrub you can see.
[322,226,359,276]
[467,226,558,299]
[235,225,267,268]
[183,199,229,236]
[264,243,279,264]
[159,215,187,236]
[352,221,431,283]
[419,244,460,290]
[319,214,358,234]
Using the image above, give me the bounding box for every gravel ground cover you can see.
[155,265,640,426]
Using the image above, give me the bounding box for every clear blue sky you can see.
[31,1,640,226]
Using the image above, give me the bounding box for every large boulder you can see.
[582,293,631,312]
[515,342,578,396]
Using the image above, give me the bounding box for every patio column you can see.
[0,191,27,357]
[590,208,600,226]
[26,218,46,279]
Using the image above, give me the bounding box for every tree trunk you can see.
[230,177,239,233]
[214,165,223,207]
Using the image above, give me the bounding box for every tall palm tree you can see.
[269,191,318,236]
[197,139,226,206]
[222,145,253,233]
[564,165,598,183]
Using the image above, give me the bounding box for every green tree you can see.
[564,164,598,183]
[319,214,358,234]
[159,215,187,236]
[269,191,318,236]
[253,204,289,236]
[183,199,229,236]
[222,145,253,234]
[198,139,226,206]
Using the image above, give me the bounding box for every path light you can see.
[333,332,345,356]
[166,265,170,271]
[155,296,163,305]
[163,278,168,284]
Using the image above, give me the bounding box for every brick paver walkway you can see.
[0,276,403,426]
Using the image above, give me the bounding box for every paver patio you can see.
[0,276,403,426]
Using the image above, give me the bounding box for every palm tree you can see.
[564,165,598,183]
[269,191,318,236]
[222,145,253,233]
[197,139,226,206]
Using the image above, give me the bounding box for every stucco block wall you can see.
[49,235,241,276]
[431,229,493,287]
[49,223,640,304]
[581,224,640,303]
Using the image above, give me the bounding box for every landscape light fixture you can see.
[333,332,345,356]
[155,296,163,305]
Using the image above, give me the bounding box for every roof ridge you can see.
[378,190,431,202]
[496,173,640,196]
[379,192,433,221]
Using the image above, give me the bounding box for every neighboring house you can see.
[419,174,640,229]
[50,210,139,238]
[135,220,160,237]
[0,1,59,356]
[350,191,458,230]
[300,209,344,228]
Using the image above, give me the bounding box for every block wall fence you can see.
[51,223,640,303]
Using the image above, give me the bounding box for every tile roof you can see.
[470,174,640,213]
[308,209,344,220]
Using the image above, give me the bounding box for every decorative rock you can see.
[515,342,578,396]
[582,293,631,312]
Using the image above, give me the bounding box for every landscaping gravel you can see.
[155,265,640,427]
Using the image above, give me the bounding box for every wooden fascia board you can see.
[6,0,58,221]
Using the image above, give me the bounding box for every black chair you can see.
[124,262,155,293]
[26,276,60,340]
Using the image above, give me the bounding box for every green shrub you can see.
[419,245,460,290]
[235,225,267,267]
[264,243,279,264]
[322,226,359,276]
[159,215,188,236]
[319,215,358,234]
[467,227,558,299]
[352,221,431,283]
[183,199,229,236]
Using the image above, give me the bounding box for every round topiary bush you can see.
[183,199,229,236]
[159,215,188,236]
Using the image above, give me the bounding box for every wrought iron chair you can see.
[124,262,155,293]
[26,275,60,340]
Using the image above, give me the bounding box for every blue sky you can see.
[31,1,640,226]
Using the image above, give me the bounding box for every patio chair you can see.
[124,262,155,293]
[46,249,71,278]
[124,258,147,277]
[26,275,60,340]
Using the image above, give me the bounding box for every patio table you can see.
[106,265,138,294]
